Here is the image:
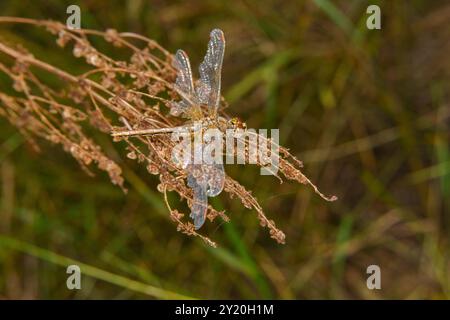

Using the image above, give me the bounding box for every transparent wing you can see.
[171,50,196,117]
[173,49,194,95]
[187,171,208,230]
[205,164,225,197]
[197,29,225,114]
[186,163,225,229]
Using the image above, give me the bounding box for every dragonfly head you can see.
[228,117,247,130]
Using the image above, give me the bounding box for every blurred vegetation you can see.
[0,0,449,299]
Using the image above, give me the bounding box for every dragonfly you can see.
[112,29,244,229]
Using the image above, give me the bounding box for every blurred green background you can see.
[0,0,449,299]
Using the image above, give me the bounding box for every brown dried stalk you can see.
[0,17,336,247]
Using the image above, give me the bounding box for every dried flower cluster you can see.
[0,18,336,247]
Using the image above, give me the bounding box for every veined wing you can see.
[197,29,225,115]
[205,164,225,197]
[171,49,197,117]
[186,163,225,229]
[187,169,208,230]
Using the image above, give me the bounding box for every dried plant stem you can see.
[0,17,336,246]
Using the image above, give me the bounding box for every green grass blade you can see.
[0,235,196,300]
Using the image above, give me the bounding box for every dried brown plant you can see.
[0,17,336,247]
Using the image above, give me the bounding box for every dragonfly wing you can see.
[169,100,190,117]
[173,49,195,94]
[197,29,225,114]
[187,170,208,230]
[171,50,196,117]
[206,163,225,197]
[186,162,225,229]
